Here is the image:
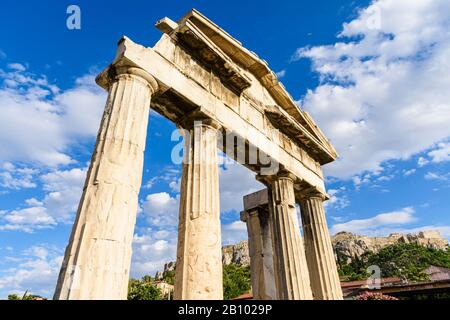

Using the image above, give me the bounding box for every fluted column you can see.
[174,119,223,300]
[54,66,158,300]
[268,174,313,300]
[240,209,276,300]
[300,188,343,300]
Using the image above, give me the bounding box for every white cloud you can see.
[25,198,43,207]
[427,142,450,163]
[219,159,263,214]
[325,187,349,210]
[142,192,179,227]
[169,178,181,193]
[276,69,286,78]
[0,163,37,190]
[221,220,248,245]
[295,0,450,179]
[403,169,416,176]
[0,245,62,299]
[418,157,430,167]
[0,67,105,166]
[39,167,87,222]
[7,63,26,72]
[0,167,87,232]
[131,230,177,278]
[331,207,416,234]
[142,167,181,192]
[424,171,449,181]
[0,207,56,233]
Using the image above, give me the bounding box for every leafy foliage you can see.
[163,270,176,285]
[339,243,450,281]
[128,277,162,300]
[222,263,251,300]
[7,292,46,300]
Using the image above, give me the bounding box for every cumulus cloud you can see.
[295,0,450,179]
[0,167,87,232]
[219,159,263,214]
[0,207,56,233]
[427,142,450,164]
[131,230,177,278]
[0,66,105,166]
[39,167,87,222]
[221,220,248,245]
[331,207,416,234]
[0,163,37,190]
[0,245,63,299]
[325,187,349,210]
[141,192,179,227]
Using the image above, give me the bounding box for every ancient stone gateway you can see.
[53,9,342,300]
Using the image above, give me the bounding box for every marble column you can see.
[300,188,343,300]
[53,66,158,300]
[240,208,276,300]
[268,174,313,300]
[174,119,223,300]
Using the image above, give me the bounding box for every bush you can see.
[7,292,46,300]
[223,263,251,300]
[128,278,162,300]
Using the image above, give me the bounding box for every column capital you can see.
[298,186,329,202]
[96,65,159,94]
[115,66,159,94]
[240,211,249,223]
[256,169,298,186]
[177,109,222,131]
[240,209,261,223]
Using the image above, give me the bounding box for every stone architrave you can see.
[174,120,223,300]
[54,66,158,300]
[300,188,343,300]
[268,174,313,300]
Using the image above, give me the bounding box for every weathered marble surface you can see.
[174,121,223,300]
[54,66,157,300]
[241,208,276,300]
[269,175,313,300]
[300,190,343,300]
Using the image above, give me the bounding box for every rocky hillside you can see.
[333,230,448,263]
[154,230,448,278]
[222,241,250,266]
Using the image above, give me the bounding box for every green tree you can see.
[223,263,251,300]
[128,277,162,300]
[141,275,153,283]
[340,243,450,282]
[162,270,176,285]
[7,291,46,300]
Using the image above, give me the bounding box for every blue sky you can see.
[0,0,449,298]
